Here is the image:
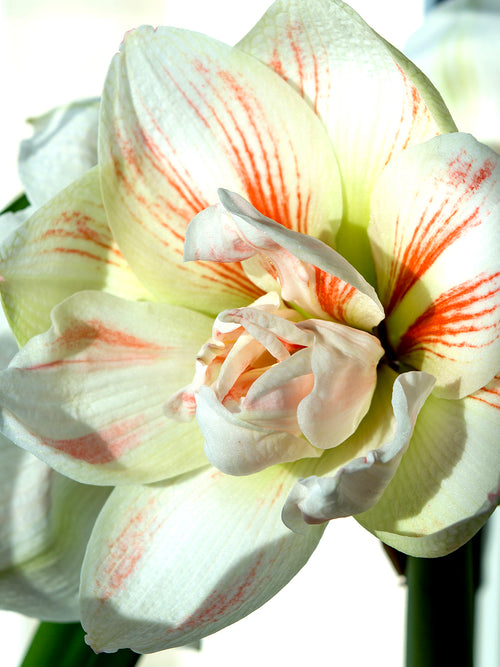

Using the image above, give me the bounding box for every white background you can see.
[0,2,497,667]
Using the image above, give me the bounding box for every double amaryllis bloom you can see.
[0,0,499,654]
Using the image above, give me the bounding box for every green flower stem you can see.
[20,622,140,667]
[405,540,475,667]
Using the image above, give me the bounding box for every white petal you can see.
[239,0,455,278]
[370,133,500,398]
[0,438,109,620]
[99,24,341,313]
[405,3,500,151]
[0,209,30,243]
[357,373,500,557]
[19,98,99,207]
[0,167,151,345]
[282,370,435,532]
[81,466,324,653]
[196,385,320,475]
[0,299,18,369]
[0,292,212,485]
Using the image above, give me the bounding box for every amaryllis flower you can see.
[0,0,498,654]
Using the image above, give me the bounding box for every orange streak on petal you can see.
[469,374,500,409]
[175,552,265,631]
[397,272,500,357]
[314,268,357,323]
[43,246,123,268]
[41,415,146,465]
[386,155,496,314]
[384,67,435,168]
[53,319,165,352]
[98,495,160,601]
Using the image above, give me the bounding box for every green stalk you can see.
[20,622,140,667]
[0,193,29,214]
[405,540,475,667]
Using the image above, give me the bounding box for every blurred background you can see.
[0,1,498,666]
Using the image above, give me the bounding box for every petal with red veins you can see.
[0,167,152,346]
[99,25,342,314]
[238,0,455,278]
[282,368,435,532]
[0,292,213,485]
[357,373,500,557]
[80,465,324,653]
[185,189,384,330]
[0,437,110,620]
[369,133,500,398]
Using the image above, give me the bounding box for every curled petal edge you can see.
[282,370,436,533]
[185,189,384,330]
[364,478,500,558]
[196,385,321,476]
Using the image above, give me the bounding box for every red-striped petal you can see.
[185,190,384,330]
[0,292,212,485]
[99,25,342,315]
[370,133,500,398]
[0,168,151,345]
[239,0,455,277]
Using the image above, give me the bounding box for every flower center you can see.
[165,293,385,475]
[377,320,400,372]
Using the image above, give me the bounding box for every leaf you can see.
[1,194,29,215]
[20,621,140,667]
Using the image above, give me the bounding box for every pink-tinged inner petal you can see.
[242,360,314,432]
[164,293,305,426]
[296,319,383,449]
[185,191,384,330]
[196,385,320,475]
[179,298,383,474]
[217,334,267,402]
